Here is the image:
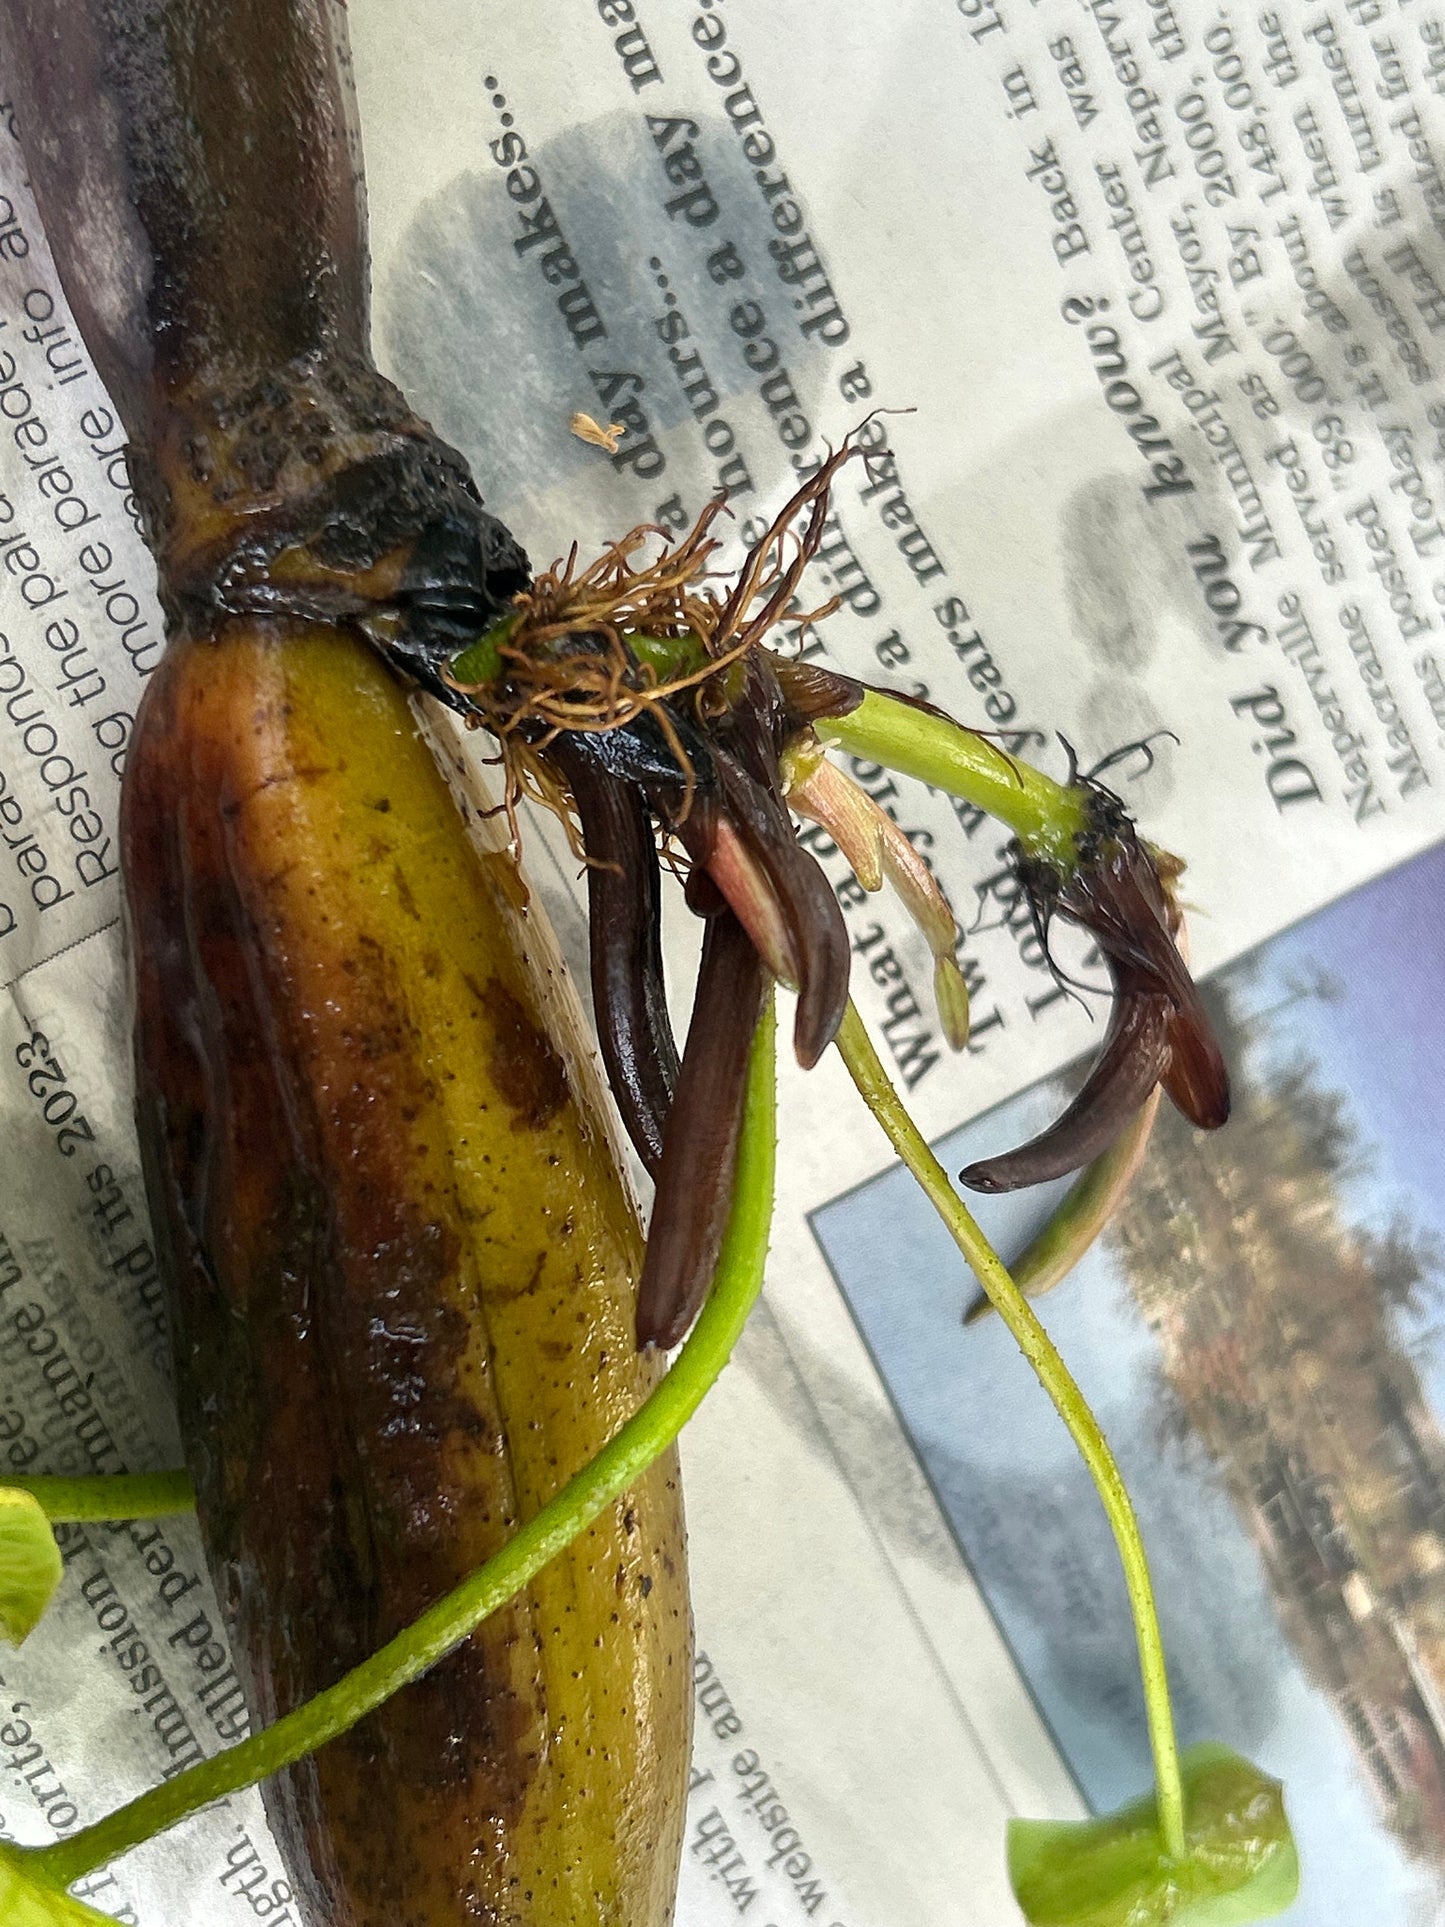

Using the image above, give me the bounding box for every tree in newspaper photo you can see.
[0,0,1443,1924]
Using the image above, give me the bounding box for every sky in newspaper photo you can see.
[814,839,1445,1927]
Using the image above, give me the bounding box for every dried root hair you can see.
[449,435,876,843]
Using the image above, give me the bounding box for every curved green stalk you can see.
[963,1091,1161,1326]
[834,1003,1186,1863]
[821,689,1088,868]
[450,610,520,689]
[29,1001,777,1895]
[5,1473,195,1522]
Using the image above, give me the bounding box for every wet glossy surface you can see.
[123,625,691,1925]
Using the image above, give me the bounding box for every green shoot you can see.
[820,689,1089,869]
[0,1856,115,1927]
[0,1473,196,1649]
[450,610,520,690]
[627,631,709,682]
[22,1002,777,1895]
[834,1005,1298,1924]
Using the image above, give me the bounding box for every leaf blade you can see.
[0,1488,63,1644]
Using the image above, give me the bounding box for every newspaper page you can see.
[0,0,1441,1922]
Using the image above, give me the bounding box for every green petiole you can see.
[833,1002,1187,1864]
[4,1472,195,1522]
[821,689,1088,870]
[963,1091,1162,1326]
[0,1477,195,1652]
[24,1001,777,1897]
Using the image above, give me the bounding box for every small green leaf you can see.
[1009,1744,1299,1927]
[451,612,520,690]
[0,1846,115,1925]
[0,1488,63,1644]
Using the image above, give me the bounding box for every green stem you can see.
[822,690,1088,869]
[963,1092,1161,1326]
[31,1002,777,1894]
[5,1473,195,1522]
[834,1003,1187,1863]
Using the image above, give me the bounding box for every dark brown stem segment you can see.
[0,0,365,442]
[637,912,767,1350]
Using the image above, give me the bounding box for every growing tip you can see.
[961,806,1228,1195]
